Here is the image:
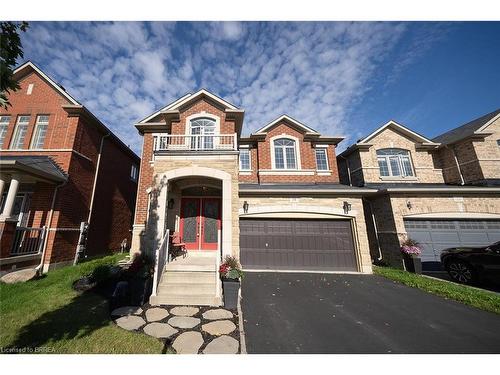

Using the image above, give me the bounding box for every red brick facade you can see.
[133,95,343,231]
[0,63,139,270]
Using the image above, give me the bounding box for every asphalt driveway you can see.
[241,272,500,354]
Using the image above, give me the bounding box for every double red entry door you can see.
[179,198,221,250]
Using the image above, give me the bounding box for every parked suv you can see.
[440,241,500,284]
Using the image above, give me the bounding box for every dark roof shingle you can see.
[432,109,500,145]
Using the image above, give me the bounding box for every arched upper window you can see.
[273,138,297,169]
[376,148,414,177]
[190,117,216,149]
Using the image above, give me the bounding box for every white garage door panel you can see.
[404,219,500,271]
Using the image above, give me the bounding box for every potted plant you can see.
[219,255,243,309]
[400,237,422,274]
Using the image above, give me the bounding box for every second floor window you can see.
[10,115,30,149]
[239,148,251,170]
[0,116,10,148]
[31,115,49,149]
[190,117,216,149]
[274,138,297,169]
[315,148,329,171]
[376,148,414,177]
[130,165,138,182]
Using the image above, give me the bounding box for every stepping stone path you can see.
[202,320,236,336]
[143,322,178,338]
[0,268,38,284]
[172,331,204,354]
[146,307,169,322]
[202,308,233,320]
[115,315,146,331]
[170,306,199,316]
[168,316,201,329]
[203,335,239,354]
[111,306,143,316]
[112,305,240,353]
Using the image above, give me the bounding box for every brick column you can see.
[0,218,17,258]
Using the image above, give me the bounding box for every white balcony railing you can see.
[153,134,238,152]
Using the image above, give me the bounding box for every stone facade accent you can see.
[338,126,444,186]
[237,195,373,273]
[366,193,500,267]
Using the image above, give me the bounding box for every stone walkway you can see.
[111,304,240,354]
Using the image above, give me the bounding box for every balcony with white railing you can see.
[153,134,238,152]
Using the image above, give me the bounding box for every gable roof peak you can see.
[254,114,320,135]
[13,60,80,105]
[358,119,436,145]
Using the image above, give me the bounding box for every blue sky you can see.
[19,21,500,154]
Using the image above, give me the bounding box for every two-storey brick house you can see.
[0,61,140,274]
[132,89,373,306]
[337,113,500,270]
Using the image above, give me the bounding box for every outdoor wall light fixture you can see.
[243,201,249,213]
[406,200,412,209]
[168,198,175,209]
[343,201,351,214]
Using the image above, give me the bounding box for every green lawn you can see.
[373,266,500,315]
[0,254,163,354]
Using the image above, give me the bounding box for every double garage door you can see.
[404,219,500,271]
[240,219,358,272]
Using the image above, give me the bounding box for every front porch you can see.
[141,168,238,306]
[0,156,67,274]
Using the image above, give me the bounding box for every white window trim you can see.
[185,112,221,150]
[239,148,252,171]
[0,116,10,149]
[376,148,416,178]
[315,147,329,171]
[130,164,139,182]
[30,115,49,149]
[10,116,30,150]
[270,134,301,170]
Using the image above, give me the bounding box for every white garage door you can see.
[404,219,500,271]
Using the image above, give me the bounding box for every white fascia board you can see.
[168,89,238,111]
[239,188,376,194]
[359,120,434,145]
[138,93,192,124]
[254,115,320,135]
[14,61,80,105]
[475,113,500,133]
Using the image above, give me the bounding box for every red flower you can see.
[219,264,230,274]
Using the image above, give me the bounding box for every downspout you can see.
[36,179,67,274]
[445,145,465,185]
[363,197,383,262]
[338,155,352,186]
[88,133,111,223]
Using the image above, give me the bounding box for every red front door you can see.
[180,197,221,250]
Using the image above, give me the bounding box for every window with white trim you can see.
[274,138,297,169]
[30,115,49,149]
[376,148,414,177]
[130,164,138,182]
[315,148,329,171]
[190,117,216,149]
[239,148,251,170]
[0,116,10,148]
[10,115,30,149]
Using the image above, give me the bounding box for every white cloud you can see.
[19,21,424,153]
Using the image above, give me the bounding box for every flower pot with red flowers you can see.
[400,238,423,274]
[219,255,244,309]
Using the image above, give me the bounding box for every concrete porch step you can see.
[161,271,216,284]
[157,282,216,295]
[150,293,220,306]
[166,256,216,271]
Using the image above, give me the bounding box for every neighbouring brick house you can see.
[132,89,373,306]
[0,61,140,274]
[337,112,500,270]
